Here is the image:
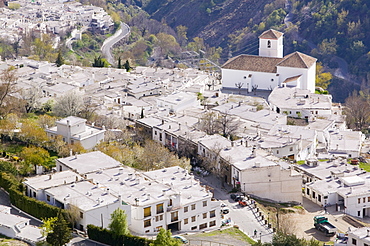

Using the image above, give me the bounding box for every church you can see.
[221,29,317,93]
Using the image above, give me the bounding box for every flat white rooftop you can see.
[57,151,122,174]
[24,170,80,190]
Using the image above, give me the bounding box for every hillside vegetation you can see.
[122,0,369,101]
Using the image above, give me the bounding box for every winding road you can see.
[101,22,131,66]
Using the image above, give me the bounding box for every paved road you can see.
[101,22,130,66]
[0,188,42,226]
[196,175,273,243]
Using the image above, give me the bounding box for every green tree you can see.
[92,55,109,67]
[315,63,332,90]
[20,146,53,173]
[150,228,180,246]
[55,49,65,67]
[46,211,72,246]
[108,208,130,237]
[40,217,58,237]
[124,60,131,72]
[117,57,122,69]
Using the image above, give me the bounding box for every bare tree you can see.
[19,84,43,113]
[235,82,244,94]
[79,96,98,121]
[344,91,370,130]
[218,111,238,138]
[0,67,18,115]
[198,111,219,135]
[52,91,83,117]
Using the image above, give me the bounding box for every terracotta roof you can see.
[277,52,317,68]
[221,55,283,73]
[283,75,302,83]
[259,29,284,39]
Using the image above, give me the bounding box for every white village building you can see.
[46,116,105,150]
[24,152,221,235]
[221,29,317,93]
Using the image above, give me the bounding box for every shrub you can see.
[87,224,153,246]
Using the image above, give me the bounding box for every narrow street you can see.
[196,175,274,243]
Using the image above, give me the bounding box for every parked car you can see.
[221,207,230,214]
[172,235,189,244]
[234,195,244,202]
[230,193,237,200]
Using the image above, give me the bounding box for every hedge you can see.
[87,224,153,246]
[0,172,70,221]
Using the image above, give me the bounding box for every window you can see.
[80,211,83,219]
[203,213,207,219]
[318,195,321,202]
[155,226,162,232]
[33,192,36,197]
[155,215,163,222]
[358,211,361,217]
[155,131,157,135]
[364,197,366,203]
[210,210,216,218]
[144,207,151,218]
[191,226,197,230]
[306,188,310,195]
[59,166,62,171]
[209,221,216,227]
[184,206,188,213]
[144,219,151,228]
[352,238,357,245]
[191,216,196,222]
[199,223,207,230]
[79,225,84,231]
[171,211,178,222]
[203,201,207,207]
[276,150,279,154]
[368,197,370,202]
[191,204,196,210]
[46,195,50,202]
[271,78,274,82]
[156,203,164,214]
[71,140,74,145]
[169,199,173,207]
[313,191,316,199]
[289,147,293,151]
[184,218,188,225]
[358,198,361,204]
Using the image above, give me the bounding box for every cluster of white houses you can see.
[24,151,221,234]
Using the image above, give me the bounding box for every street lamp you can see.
[259,232,262,241]
[267,212,270,224]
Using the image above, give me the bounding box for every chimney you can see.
[67,120,70,126]
[75,153,77,159]
[178,123,181,130]
[254,162,261,168]
[70,149,73,157]
[367,229,370,237]
[231,141,234,147]
[162,119,164,125]
[251,146,256,157]
[49,174,52,180]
